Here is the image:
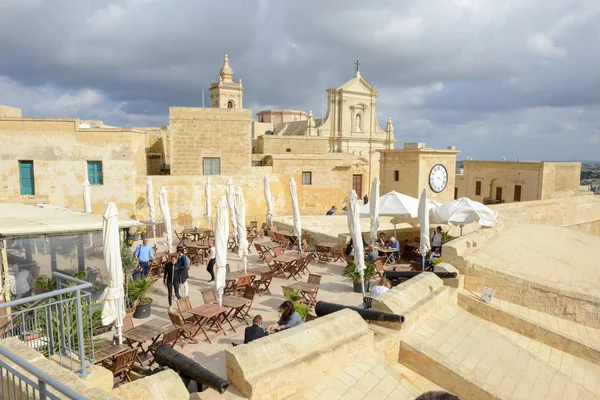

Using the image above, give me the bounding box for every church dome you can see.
[219,54,234,82]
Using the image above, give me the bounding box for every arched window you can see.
[355,114,361,132]
[227,100,233,109]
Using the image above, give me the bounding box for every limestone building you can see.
[209,54,243,109]
[455,160,582,204]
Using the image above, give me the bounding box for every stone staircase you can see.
[399,305,599,399]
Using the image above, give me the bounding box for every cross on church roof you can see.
[355,60,360,72]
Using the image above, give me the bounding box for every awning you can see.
[0,203,143,238]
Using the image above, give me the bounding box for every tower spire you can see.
[219,54,234,82]
[354,60,361,77]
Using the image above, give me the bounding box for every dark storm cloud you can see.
[1,0,600,159]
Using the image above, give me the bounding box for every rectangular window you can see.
[475,181,482,196]
[18,160,35,195]
[87,161,103,185]
[454,187,458,200]
[394,170,399,182]
[514,185,522,202]
[302,171,312,185]
[203,157,221,175]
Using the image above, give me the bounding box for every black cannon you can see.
[154,344,230,394]
[315,301,405,323]
[383,270,458,287]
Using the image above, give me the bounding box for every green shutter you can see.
[19,161,35,195]
[87,161,103,185]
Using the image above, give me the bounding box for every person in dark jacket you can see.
[176,247,190,297]
[163,255,180,307]
[244,315,268,344]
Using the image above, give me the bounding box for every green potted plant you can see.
[120,242,138,311]
[129,277,157,319]
[283,288,310,321]
[343,261,376,293]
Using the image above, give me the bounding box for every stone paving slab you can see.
[402,305,599,400]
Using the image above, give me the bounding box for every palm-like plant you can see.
[128,277,157,306]
[342,262,376,282]
[283,288,310,321]
[120,242,138,303]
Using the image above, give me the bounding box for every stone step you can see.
[458,289,600,365]
[399,305,599,400]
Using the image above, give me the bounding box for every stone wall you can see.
[0,104,22,118]
[0,118,146,216]
[169,107,253,176]
[225,309,374,399]
[255,135,329,154]
[541,162,582,199]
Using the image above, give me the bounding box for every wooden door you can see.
[352,174,363,198]
[495,187,503,202]
[514,185,522,202]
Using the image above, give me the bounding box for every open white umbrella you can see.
[83,179,92,213]
[289,178,302,251]
[264,175,274,226]
[430,197,498,227]
[347,190,366,295]
[226,178,238,244]
[159,187,173,253]
[418,188,431,271]
[100,203,125,344]
[235,186,249,273]
[205,177,212,229]
[146,178,157,246]
[369,177,380,245]
[215,196,229,306]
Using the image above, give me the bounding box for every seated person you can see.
[266,301,303,333]
[366,245,379,263]
[386,236,401,263]
[345,239,354,257]
[378,233,388,247]
[371,277,391,298]
[429,247,441,264]
[244,315,268,344]
[415,255,434,270]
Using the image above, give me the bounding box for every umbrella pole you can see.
[360,279,365,296]
[394,221,397,238]
[422,257,425,272]
[117,298,123,344]
[243,256,247,274]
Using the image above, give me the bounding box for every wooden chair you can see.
[115,314,134,335]
[332,244,345,262]
[305,313,317,322]
[174,230,190,247]
[235,286,257,324]
[285,258,302,280]
[232,275,255,296]
[298,253,314,276]
[201,289,217,305]
[253,271,273,296]
[147,328,180,365]
[363,296,373,310]
[301,239,316,256]
[305,274,322,306]
[273,246,284,258]
[280,238,291,251]
[268,230,277,242]
[258,223,267,237]
[102,348,137,384]
[374,259,385,279]
[168,311,200,344]
[176,297,195,323]
[254,243,267,263]
[308,273,322,285]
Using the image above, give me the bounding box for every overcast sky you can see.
[1,0,599,161]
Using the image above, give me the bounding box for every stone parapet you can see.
[111,369,189,400]
[225,309,373,399]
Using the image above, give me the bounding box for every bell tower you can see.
[209,54,244,109]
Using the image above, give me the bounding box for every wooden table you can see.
[186,242,209,265]
[182,229,204,242]
[94,341,130,364]
[272,254,302,277]
[283,282,320,306]
[122,323,168,364]
[189,304,232,343]
[315,242,337,263]
[375,247,397,266]
[221,296,251,328]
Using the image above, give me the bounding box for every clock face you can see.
[429,164,448,193]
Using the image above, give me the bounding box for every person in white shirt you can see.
[431,226,443,250]
[429,247,441,263]
[15,267,33,299]
[370,277,391,298]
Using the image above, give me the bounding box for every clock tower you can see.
[379,143,460,203]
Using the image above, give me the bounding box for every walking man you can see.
[133,237,154,278]
[176,247,190,297]
[163,255,180,309]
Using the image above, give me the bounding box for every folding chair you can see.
[363,296,373,310]
[332,244,345,262]
[174,230,189,247]
[252,271,273,296]
[254,243,267,263]
[298,253,314,276]
[176,297,195,323]
[102,348,137,384]
[273,246,284,258]
[285,258,304,281]
[201,289,217,305]
[374,259,385,279]
[168,311,200,344]
[305,274,322,306]
[232,275,255,296]
[305,313,317,322]
[233,286,256,325]
[147,328,180,365]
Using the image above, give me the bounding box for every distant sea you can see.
[456,160,600,164]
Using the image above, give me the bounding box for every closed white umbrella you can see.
[235,186,249,273]
[83,179,92,213]
[264,175,274,226]
[159,187,173,253]
[215,196,229,306]
[369,177,380,245]
[289,178,302,251]
[418,188,431,271]
[146,178,157,246]
[347,190,365,295]
[205,177,212,229]
[226,178,238,244]
[100,203,125,344]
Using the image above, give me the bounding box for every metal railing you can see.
[0,347,87,400]
[0,272,96,377]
